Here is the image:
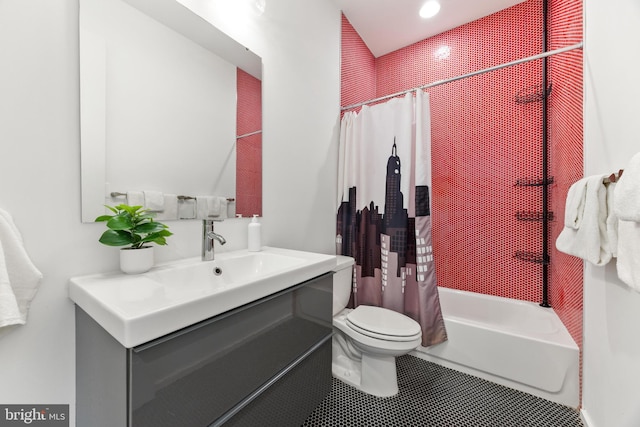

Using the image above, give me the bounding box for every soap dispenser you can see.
[248,215,261,252]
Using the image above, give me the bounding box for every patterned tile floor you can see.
[302,355,583,427]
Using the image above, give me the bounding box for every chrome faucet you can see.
[202,219,226,261]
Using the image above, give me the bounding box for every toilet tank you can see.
[333,255,355,316]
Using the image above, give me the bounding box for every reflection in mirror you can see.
[79,0,262,223]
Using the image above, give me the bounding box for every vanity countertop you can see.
[69,247,336,348]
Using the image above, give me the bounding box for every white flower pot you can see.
[120,246,154,274]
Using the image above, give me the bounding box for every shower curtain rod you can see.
[237,130,262,139]
[340,41,584,111]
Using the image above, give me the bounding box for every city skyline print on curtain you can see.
[337,91,447,347]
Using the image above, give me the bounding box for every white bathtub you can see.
[412,287,580,408]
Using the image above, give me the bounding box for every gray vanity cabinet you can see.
[76,273,333,427]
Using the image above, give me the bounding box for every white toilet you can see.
[332,255,422,397]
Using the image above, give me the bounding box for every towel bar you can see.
[110,192,234,202]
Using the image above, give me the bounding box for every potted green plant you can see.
[96,204,173,274]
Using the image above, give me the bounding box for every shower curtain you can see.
[336,91,447,347]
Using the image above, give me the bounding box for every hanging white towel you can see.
[210,197,229,219]
[616,220,640,292]
[556,175,613,266]
[207,197,221,217]
[0,209,43,328]
[178,198,196,219]
[218,198,228,219]
[0,243,22,328]
[126,191,144,207]
[563,177,588,229]
[143,190,164,212]
[155,194,178,221]
[612,152,640,291]
[613,152,640,222]
[196,196,211,219]
[196,196,228,219]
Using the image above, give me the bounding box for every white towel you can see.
[606,182,619,258]
[0,246,22,327]
[219,198,229,219]
[210,196,229,219]
[155,194,178,221]
[143,190,164,212]
[226,199,235,218]
[126,191,144,207]
[612,152,640,291]
[556,175,613,266]
[564,177,588,229]
[616,220,640,292]
[0,209,43,328]
[196,197,210,219]
[196,196,228,219]
[207,197,221,217]
[178,198,196,219]
[613,152,640,222]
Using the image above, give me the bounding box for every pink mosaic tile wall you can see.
[341,15,376,109]
[548,0,584,396]
[340,0,583,349]
[236,68,262,217]
[378,1,545,303]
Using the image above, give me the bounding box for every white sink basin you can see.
[69,247,336,348]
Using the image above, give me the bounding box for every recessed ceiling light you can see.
[254,0,266,15]
[419,0,441,19]
[434,45,451,60]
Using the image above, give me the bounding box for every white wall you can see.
[0,0,340,425]
[198,0,343,253]
[582,0,640,426]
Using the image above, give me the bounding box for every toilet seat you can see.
[346,305,421,342]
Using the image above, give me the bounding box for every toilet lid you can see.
[346,305,421,340]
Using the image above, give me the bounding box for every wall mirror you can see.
[79,0,262,223]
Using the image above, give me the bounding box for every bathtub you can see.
[412,287,580,408]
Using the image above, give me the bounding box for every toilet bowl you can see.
[332,256,422,397]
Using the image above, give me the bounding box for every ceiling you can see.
[332,0,527,57]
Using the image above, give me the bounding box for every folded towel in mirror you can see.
[126,191,144,206]
[144,190,164,212]
[155,194,178,221]
[207,197,221,216]
[217,198,228,219]
[196,196,228,219]
[178,199,196,219]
